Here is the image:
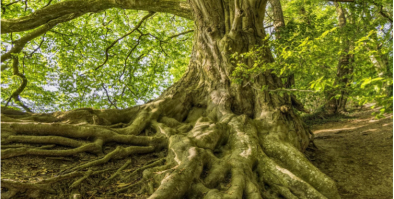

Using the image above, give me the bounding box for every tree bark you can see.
[1,0,193,34]
[268,0,295,89]
[324,3,354,115]
[1,0,341,198]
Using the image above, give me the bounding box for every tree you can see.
[2,0,361,198]
[324,2,355,114]
[240,0,392,117]
[268,0,296,89]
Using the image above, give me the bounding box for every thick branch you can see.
[1,0,192,34]
[5,57,31,112]
[1,13,79,66]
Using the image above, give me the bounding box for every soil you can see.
[1,146,166,198]
[306,104,393,199]
[1,105,392,199]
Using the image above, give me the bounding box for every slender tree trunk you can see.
[362,5,393,98]
[324,3,354,114]
[269,0,285,38]
[268,0,295,88]
[366,34,393,97]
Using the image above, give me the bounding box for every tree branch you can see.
[373,2,393,23]
[28,35,46,57]
[147,29,194,56]
[1,13,79,70]
[42,0,53,9]
[95,12,155,71]
[165,30,194,40]
[5,56,32,113]
[247,83,316,93]
[120,38,142,81]
[102,83,118,109]
[269,88,316,93]
[1,0,192,34]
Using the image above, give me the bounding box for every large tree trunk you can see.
[1,0,340,198]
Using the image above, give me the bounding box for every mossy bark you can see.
[1,0,340,198]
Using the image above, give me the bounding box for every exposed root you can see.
[123,158,166,181]
[111,179,145,194]
[1,179,56,199]
[2,144,41,149]
[4,135,86,147]
[41,169,110,184]
[104,159,133,185]
[108,122,127,128]
[2,140,103,159]
[117,109,158,135]
[69,169,93,189]
[1,96,340,199]
[1,169,110,199]
[69,146,155,172]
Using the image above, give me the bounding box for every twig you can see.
[95,12,155,71]
[2,0,21,7]
[41,0,52,9]
[145,29,193,56]
[28,34,46,57]
[1,13,78,69]
[119,34,143,81]
[102,83,118,109]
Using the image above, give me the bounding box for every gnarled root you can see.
[112,113,340,199]
[1,99,340,199]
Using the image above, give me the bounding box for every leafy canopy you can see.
[1,0,392,117]
[1,1,193,112]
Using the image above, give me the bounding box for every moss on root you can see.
[1,95,340,199]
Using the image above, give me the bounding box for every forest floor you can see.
[1,105,392,198]
[305,104,393,199]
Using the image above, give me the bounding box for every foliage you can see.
[1,0,392,117]
[1,1,193,112]
[231,0,393,116]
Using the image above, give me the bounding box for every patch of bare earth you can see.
[306,105,393,199]
[1,147,164,198]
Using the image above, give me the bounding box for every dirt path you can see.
[307,105,393,199]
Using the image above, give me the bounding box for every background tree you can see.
[323,2,355,114]
[234,0,392,116]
